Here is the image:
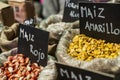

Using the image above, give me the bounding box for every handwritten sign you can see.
[56,63,115,80]
[18,24,49,66]
[63,0,92,22]
[79,3,120,43]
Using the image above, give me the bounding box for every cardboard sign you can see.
[79,3,120,43]
[8,0,35,25]
[18,24,49,67]
[0,2,15,26]
[56,63,115,80]
[62,0,92,22]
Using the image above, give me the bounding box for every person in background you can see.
[42,0,65,18]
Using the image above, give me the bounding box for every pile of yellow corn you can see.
[67,34,120,61]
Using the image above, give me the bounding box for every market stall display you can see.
[0,48,57,80]
[0,54,43,80]
[0,0,120,80]
[56,29,120,74]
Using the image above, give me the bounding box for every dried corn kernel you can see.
[67,34,120,61]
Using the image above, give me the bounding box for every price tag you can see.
[79,3,120,43]
[18,24,49,67]
[56,63,115,80]
[63,0,92,22]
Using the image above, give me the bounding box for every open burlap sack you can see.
[56,29,120,74]
[39,15,63,30]
[0,48,57,80]
[47,20,79,41]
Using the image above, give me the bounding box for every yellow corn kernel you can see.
[67,34,120,61]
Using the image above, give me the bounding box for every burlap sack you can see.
[38,63,57,80]
[0,48,18,66]
[0,15,64,54]
[0,23,19,52]
[47,21,79,41]
[56,29,120,74]
[39,15,63,30]
[0,20,59,54]
[37,55,57,80]
[0,48,57,80]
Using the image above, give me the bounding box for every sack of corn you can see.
[56,29,120,74]
[0,48,57,80]
[39,15,79,55]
